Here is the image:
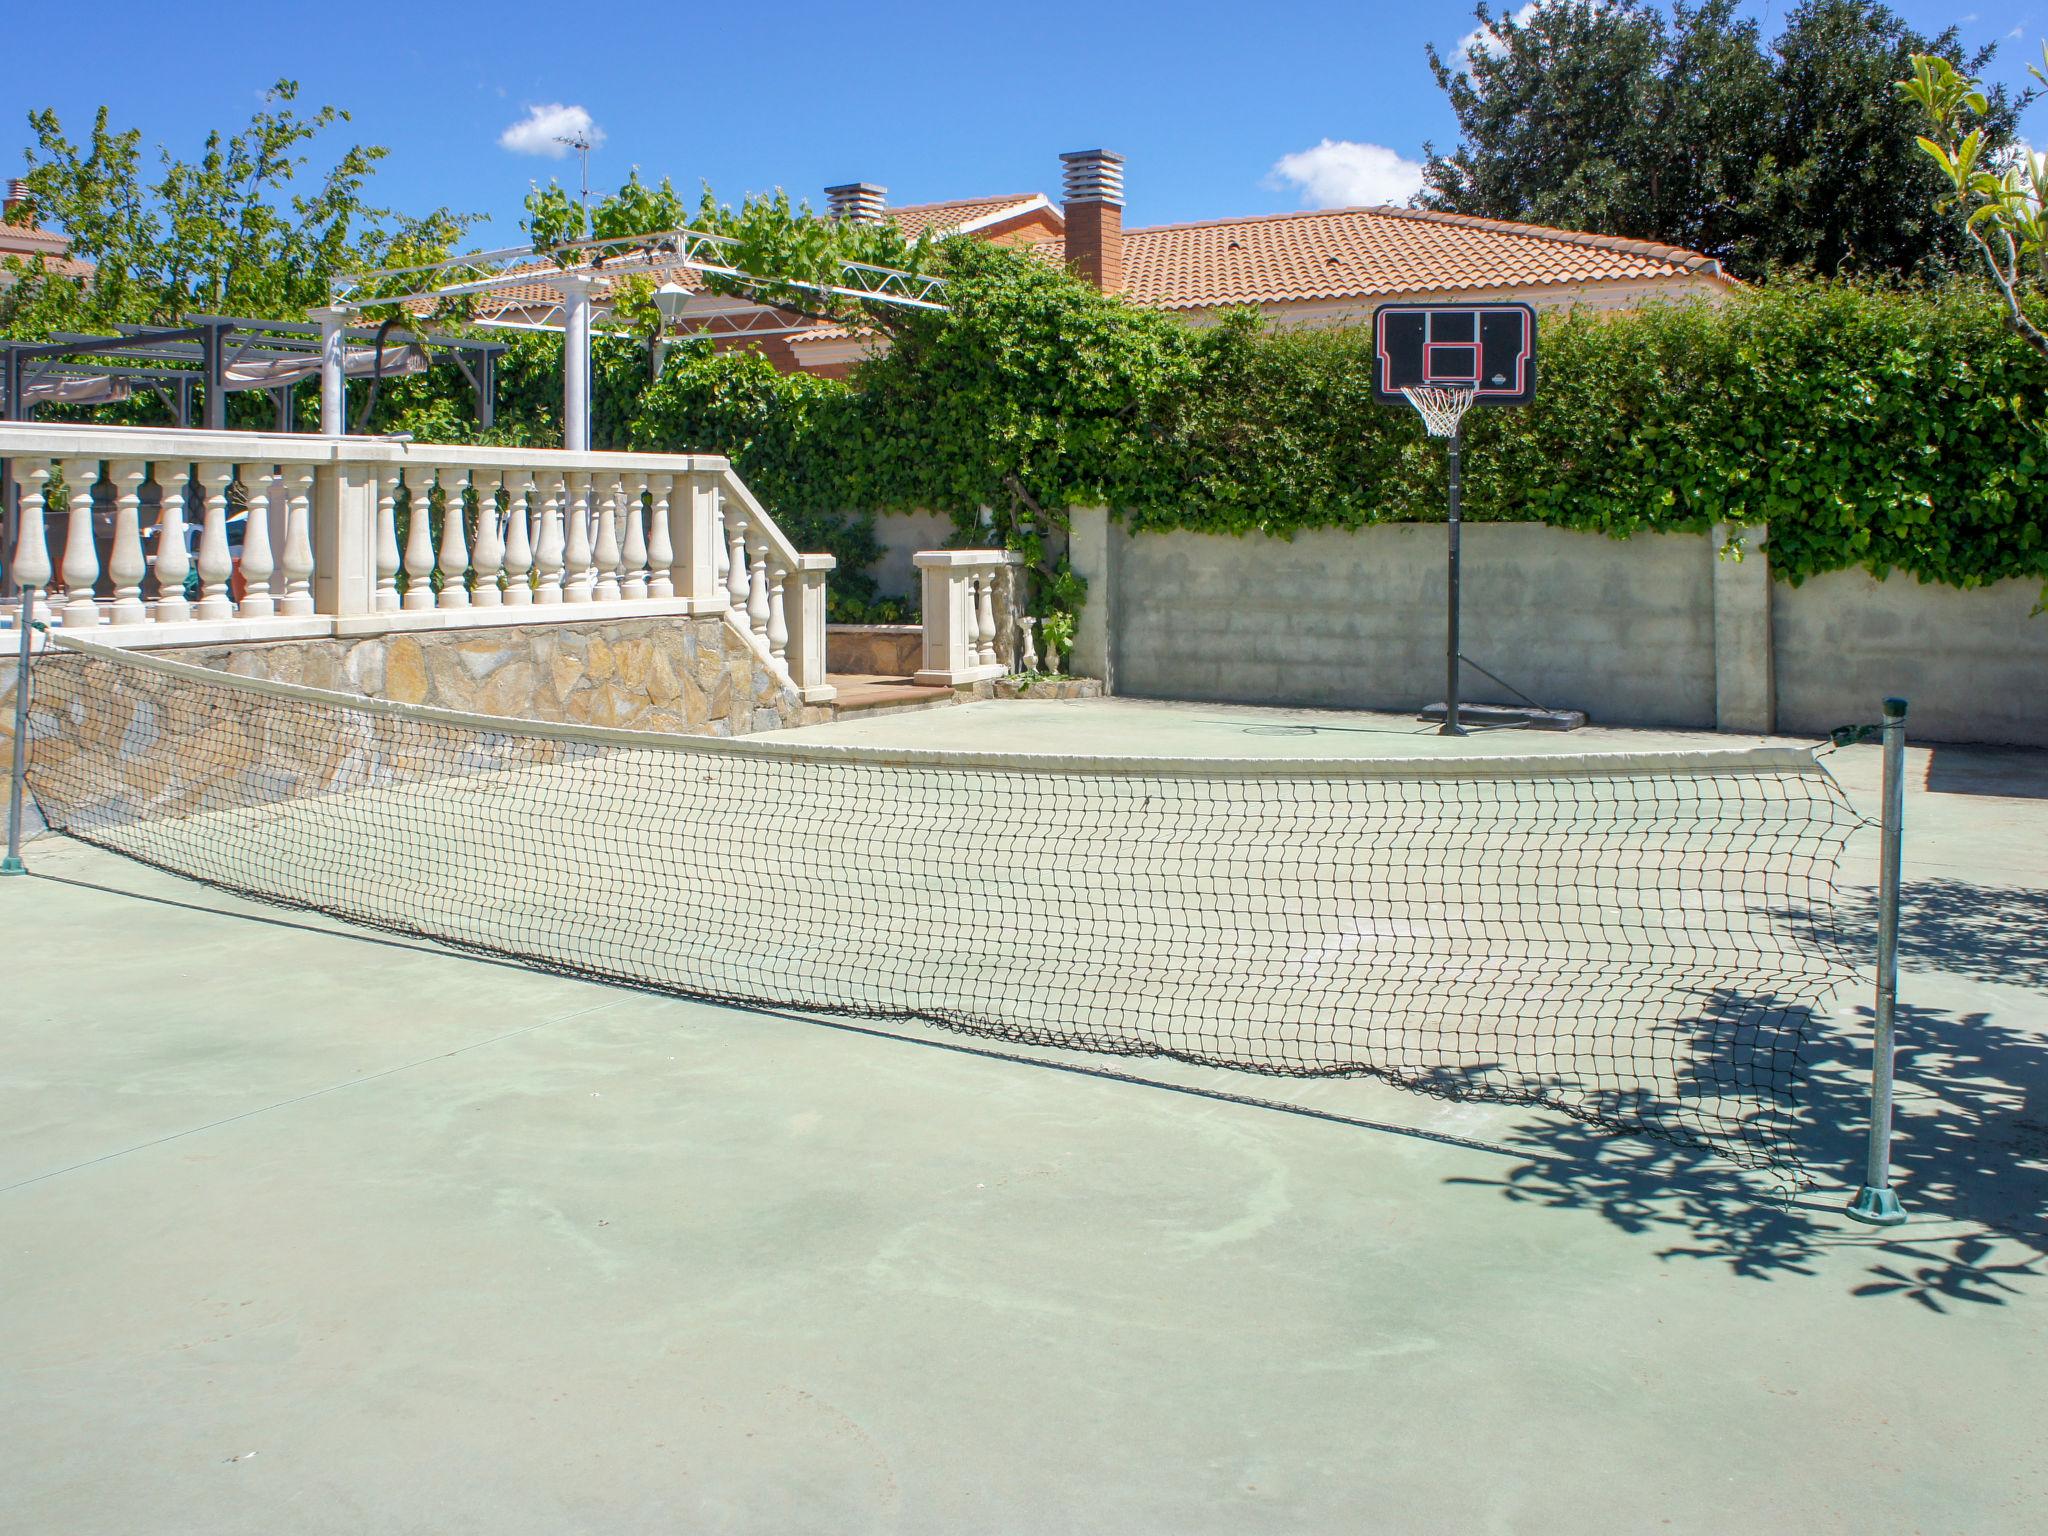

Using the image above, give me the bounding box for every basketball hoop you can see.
[1400,385,1478,439]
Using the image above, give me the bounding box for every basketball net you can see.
[1400,385,1478,439]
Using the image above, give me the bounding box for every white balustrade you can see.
[645,475,673,601]
[621,474,650,602]
[373,469,402,612]
[8,458,52,622]
[564,472,594,603]
[402,469,438,611]
[107,461,148,625]
[912,550,1023,687]
[502,470,534,606]
[238,467,277,619]
[0,425,837,701]
[471,471,506,608]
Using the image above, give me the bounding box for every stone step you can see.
[827,673,961,718]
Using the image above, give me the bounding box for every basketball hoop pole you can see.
[1442,427,1465,737]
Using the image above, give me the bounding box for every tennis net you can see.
[20,634,1860,1176]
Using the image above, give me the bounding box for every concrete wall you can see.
[1109,522,1721,728]
[871,510,956,601]
[1774,569,2048,746]
[1068,510,2048,746]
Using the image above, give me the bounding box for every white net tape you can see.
[1401,385,1478,438]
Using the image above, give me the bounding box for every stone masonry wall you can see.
[1,614,828,783]
[178,615,823,737]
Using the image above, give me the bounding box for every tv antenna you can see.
[555,131,594,202]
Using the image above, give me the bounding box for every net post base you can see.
[1847,1185,1908,1225]
[0,855,26,877]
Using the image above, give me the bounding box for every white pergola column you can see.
[553,273,603,453]
[309,305,351,436]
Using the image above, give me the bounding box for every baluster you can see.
[976,567,999,668]
[402,468,439,611]
[564,472,594,602]
[236,466,277,618]
[1017,614,1040,673]
[279,465,315,616]
[106,460,149,625]
[645,474,674,599]
[726,502,751,614]
[621,474,650,601]
[59,458,104,628]
[747,535,772,644]
[502,470,534,606]
[151,464,191,623]
[471,471,506,607]
[713,490,732,602]
[192,461,235,620]
[767,558,790,664]
[437,468,472,608]
[8,459,52,623]
[593,474,623,602]
[373,468,402,611]
[535,471,566,604]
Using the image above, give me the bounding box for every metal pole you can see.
[1439,427,1465,737]
[3,579,33,877]
[1849,696,1909,1224]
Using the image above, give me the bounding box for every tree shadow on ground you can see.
[1447,989,2047,1307]
[1832,876,2048,990]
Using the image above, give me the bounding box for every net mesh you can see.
[21,639,1860,1177]
[1401,384,1479,438]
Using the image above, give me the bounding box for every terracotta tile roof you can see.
[1050,205,1723,311]
[888,194,1050,240]
[0,221,94,281]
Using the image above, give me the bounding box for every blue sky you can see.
[6,1,2044,243]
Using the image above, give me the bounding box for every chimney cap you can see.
[1059,149,1125,207]
[824,181,889,224]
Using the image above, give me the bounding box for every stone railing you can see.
[0,423,835,703]
[912,549,1021,686]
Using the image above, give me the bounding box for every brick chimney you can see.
[1060,150,1124,292]
[824,181,888,225]
[3,178,31,224]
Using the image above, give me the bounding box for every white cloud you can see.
[1269,139,1427,208]
[498,103,605,158]
[1454,1,1544,74]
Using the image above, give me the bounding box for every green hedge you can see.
[1158,283,2048,590]
[621,251,2048,596]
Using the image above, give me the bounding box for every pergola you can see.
[323,227,948,449]
[0,317,503,430]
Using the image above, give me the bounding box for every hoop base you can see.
[1847,1185,1908,1226]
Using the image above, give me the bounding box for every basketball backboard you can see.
[1372,302,1537,406]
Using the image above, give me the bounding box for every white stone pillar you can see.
[310,305,350,435]
[786,553,838,704]
[553,273,601,453]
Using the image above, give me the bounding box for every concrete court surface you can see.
[2,697,2044,1534]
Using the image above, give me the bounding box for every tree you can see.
[1421,0,2018,279]
[1,80,474,337]
[1902,47,2048,360]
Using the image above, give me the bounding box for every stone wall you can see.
[827,624,924,677]
[2,614,826,765]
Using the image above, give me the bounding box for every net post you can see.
[3,576,33,877]
[1441,426,1465,737]
[1848,696,1909,1225]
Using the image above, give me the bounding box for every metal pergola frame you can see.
[0,317,507,431]
[327,227,948,449]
